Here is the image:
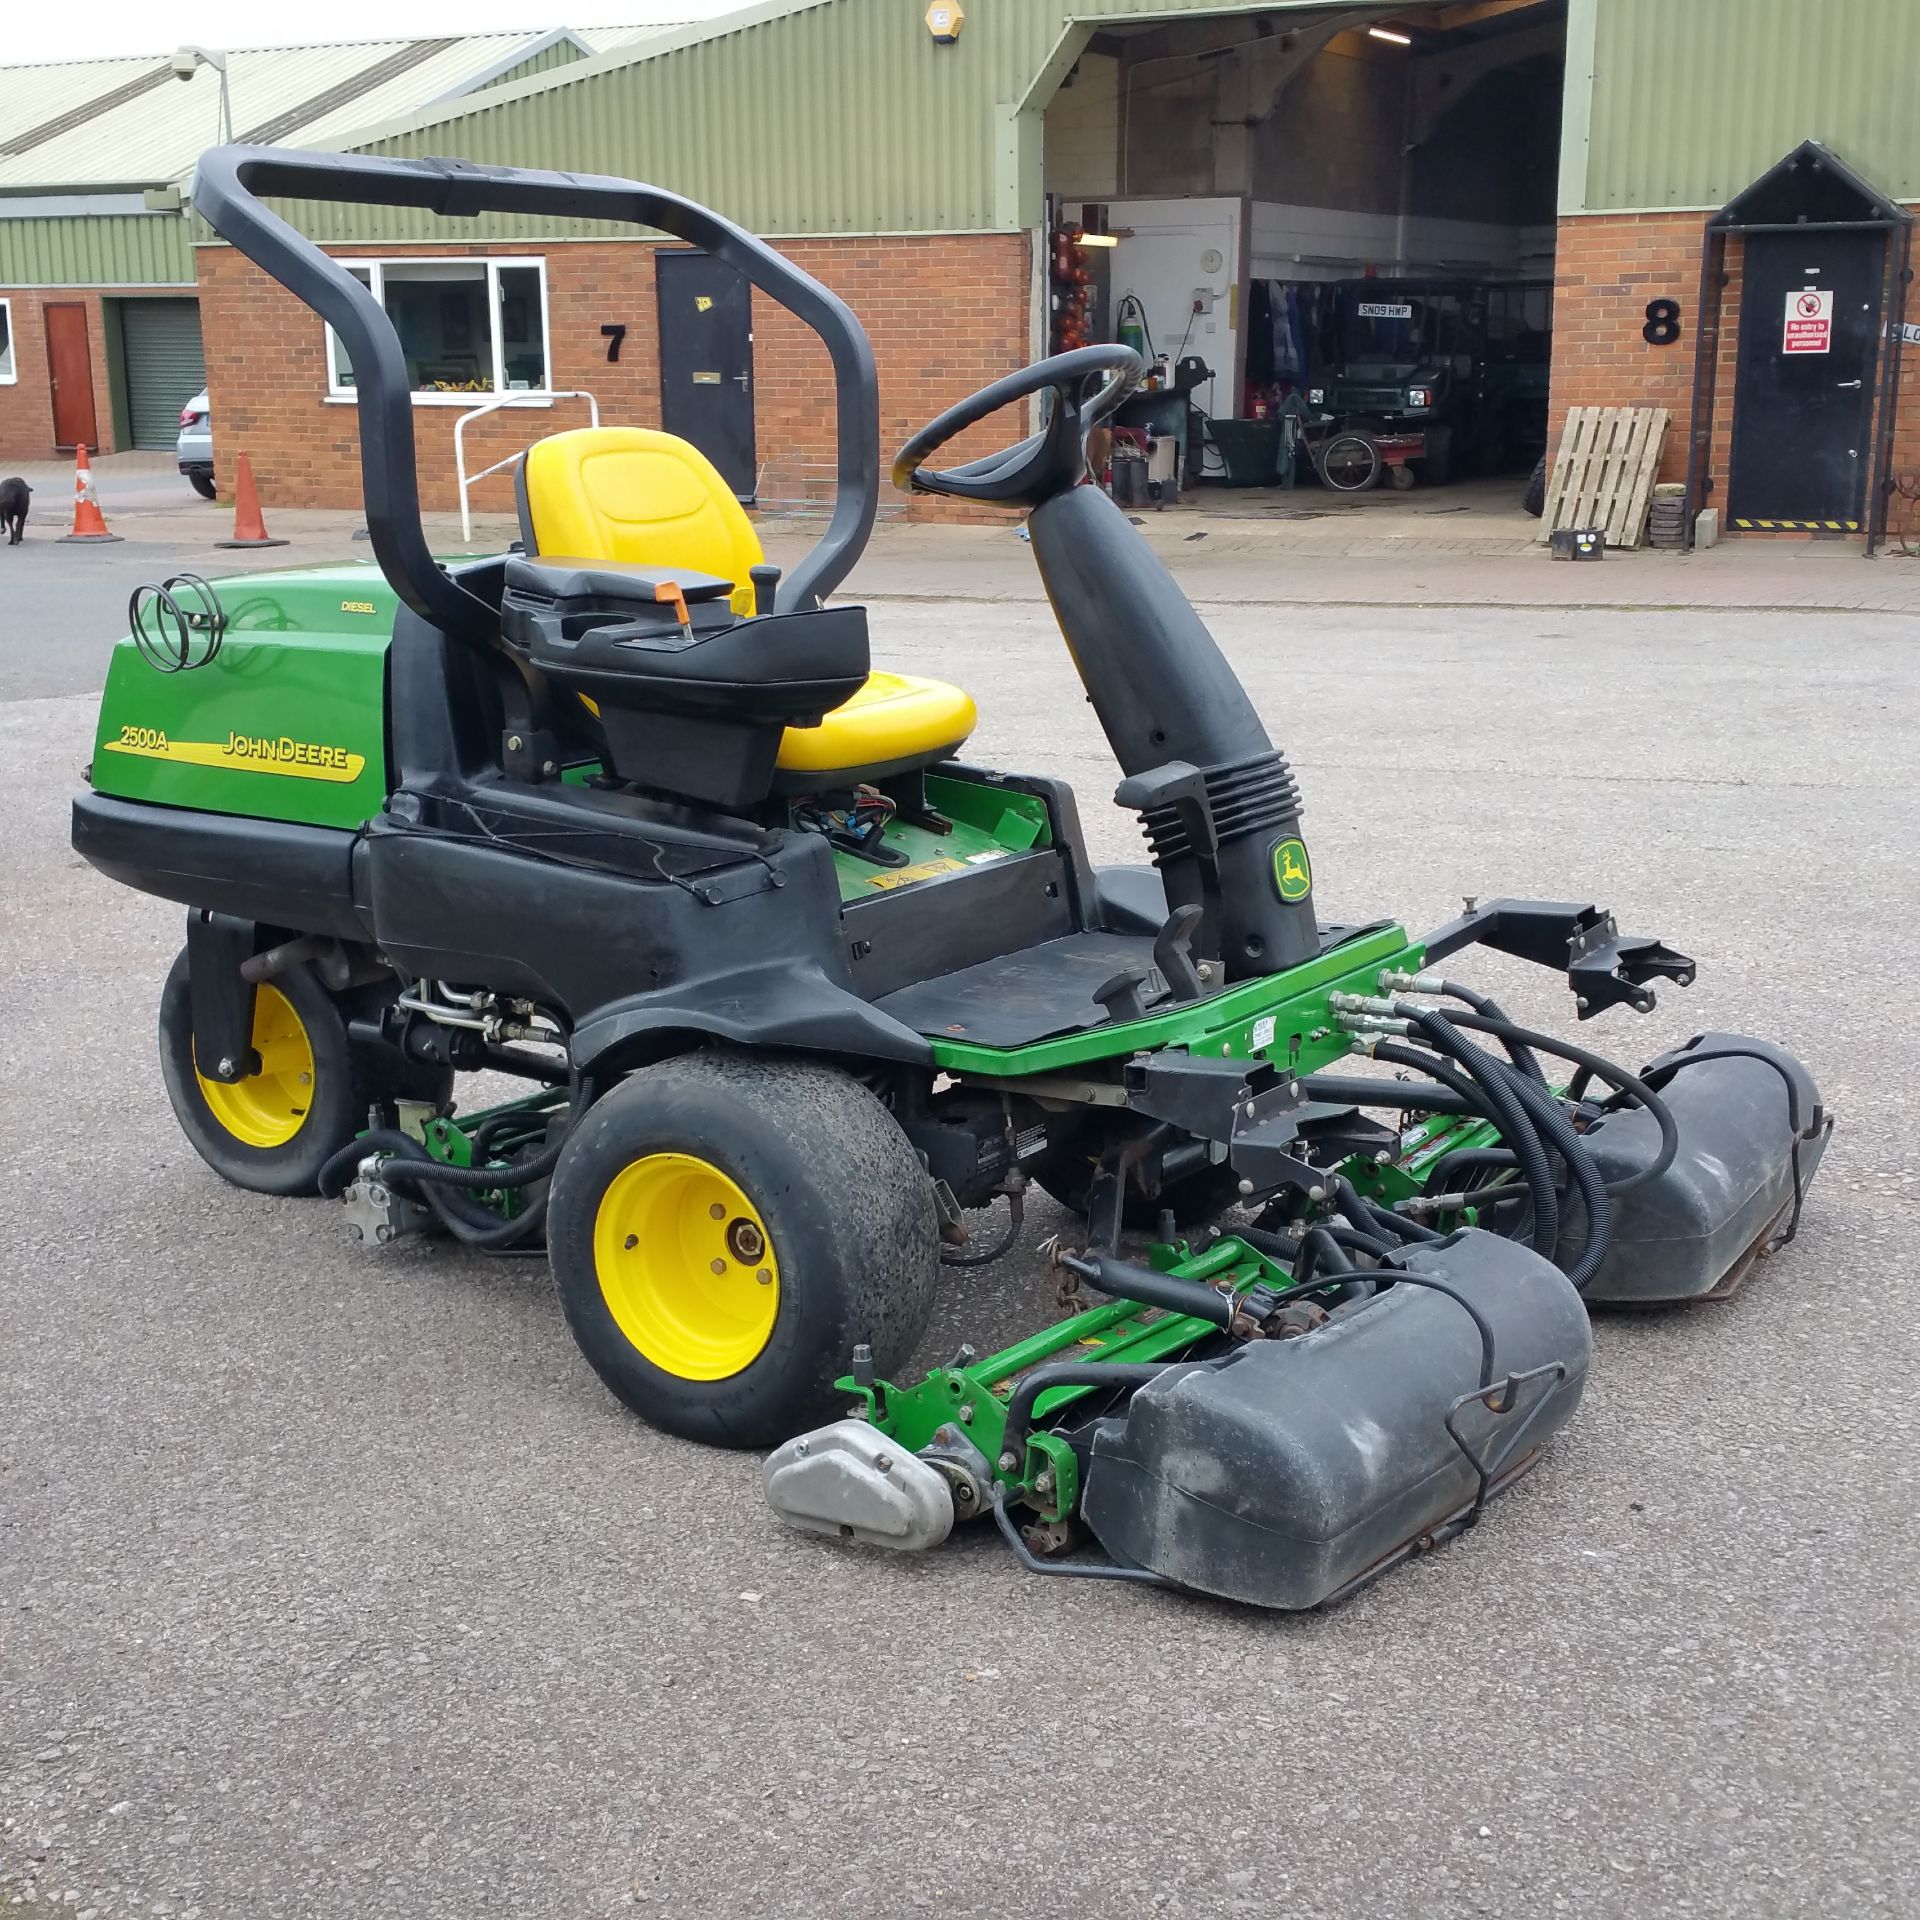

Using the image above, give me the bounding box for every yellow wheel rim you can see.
[194,983,316,1151]
[592,1152,780,1381]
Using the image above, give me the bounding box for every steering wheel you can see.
[891,344,1144,508]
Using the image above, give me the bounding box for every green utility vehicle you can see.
[75,149,1826,1609]
[1305,277,1552,491]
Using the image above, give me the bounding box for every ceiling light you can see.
[1368,26,1412,45]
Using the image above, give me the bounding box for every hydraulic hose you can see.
[1329,1174,1382,1239]
[1388,1013,1565,1256]
[423,1180,550,1252]
[1422,1146,1519,1192]
[1233,1224,1301,1261]
[318,1126,565,1197]
[1427,981,1546,1086]
[1393,1001,1616,1284]
[1324,1223,1399,1260]
[1483,1058,1612,1291]
[469,1109,561,1160]
[1294,1224,1358,1286]
[1372,1037,1560,1259]
[1328,1173,1441,1246]
[1426,1009,1679,1196]
[1345,1181,1444,1243]
[317,1129,553,1250]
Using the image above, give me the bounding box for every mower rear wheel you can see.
[159,949,383,1197]
[547,1051,940,1447]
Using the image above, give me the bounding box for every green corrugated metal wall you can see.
[1583,0,1920,210]
[314,0,1918,243]
[0,211,194,286]
[312,0,1364,242]
[161,0,1920,260]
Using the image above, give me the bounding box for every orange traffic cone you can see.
[214,453,289,550]
[59,445,122,544]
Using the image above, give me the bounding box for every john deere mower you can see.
[74,149,1830,1610]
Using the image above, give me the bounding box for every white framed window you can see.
[324,258,551,404]
[0,298,16,385]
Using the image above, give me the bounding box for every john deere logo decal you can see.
[1272,837,1312,901]
[102,726,365,784]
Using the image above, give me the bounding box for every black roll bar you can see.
[193,146,880,640]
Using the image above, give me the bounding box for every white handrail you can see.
[454,389,600,542]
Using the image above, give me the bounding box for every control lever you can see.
[1151,902,1209,1003]
[750,563,783,615]
[1114,760,1224,959]
[1093,968,1155,1023]
[1114,760,1219,862]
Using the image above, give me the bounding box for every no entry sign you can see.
[1783,288,1833,354]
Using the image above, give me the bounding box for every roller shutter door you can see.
[121,298,207,451]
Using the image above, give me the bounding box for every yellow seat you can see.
[519,428,975,786]
[520,426,765,616]
[773,670,977,786]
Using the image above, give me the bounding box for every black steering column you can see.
[896,349,1319,982]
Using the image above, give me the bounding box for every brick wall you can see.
[0,288,148,460]
[194,232,1032,520]
[1550,207,1919,536]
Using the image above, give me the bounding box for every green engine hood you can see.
[89,563,398,832]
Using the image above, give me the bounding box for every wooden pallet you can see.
[1539,406,1671,549]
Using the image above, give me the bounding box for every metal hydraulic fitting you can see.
[1328,998,1405,1029]
[1333,1009,1414,1036]
[1378,968,1447,994]
[1341,1018,1414,1052]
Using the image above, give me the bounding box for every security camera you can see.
[171,49,201,79]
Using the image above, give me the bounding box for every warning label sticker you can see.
[1783,288,1832,354]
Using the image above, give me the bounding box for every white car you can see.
[177,391,215,500]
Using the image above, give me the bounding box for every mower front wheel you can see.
[158,949,372,1196]
[547,1051,940,1447]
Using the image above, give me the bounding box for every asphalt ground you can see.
[3,522,1918,1918]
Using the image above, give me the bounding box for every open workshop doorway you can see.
[1042,2,1567,518]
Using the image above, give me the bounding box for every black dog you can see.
[0,477,29,545]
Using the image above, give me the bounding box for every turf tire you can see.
[158,949,419,1197]
[547,1050,940,1447]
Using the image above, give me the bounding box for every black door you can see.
[1727,228,1884,531]
[656,251,756,500]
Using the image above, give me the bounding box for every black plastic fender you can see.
[1079,1230,1592,1610]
